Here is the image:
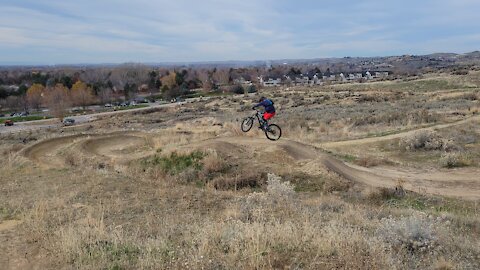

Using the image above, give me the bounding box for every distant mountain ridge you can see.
[1,51,479,69]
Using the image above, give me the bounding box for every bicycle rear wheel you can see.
[241,117,254,132]
[265,124,281,141]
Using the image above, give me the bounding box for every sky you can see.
[0,0,479,65]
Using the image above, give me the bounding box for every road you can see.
[0,100,195,135]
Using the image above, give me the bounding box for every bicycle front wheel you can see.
[241,117,254,132]
[265,124,282,141]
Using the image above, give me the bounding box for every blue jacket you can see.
[254,99,275,113]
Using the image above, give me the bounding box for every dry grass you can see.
[8,172,478,269]
[1,73,480,269]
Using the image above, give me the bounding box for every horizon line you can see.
[0,50,478,67]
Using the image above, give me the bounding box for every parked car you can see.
[134,97,149,104]
[20,111,30,116]
[63,118,75,126]
[104,103,113,108]
[4,120,14,126]
[0,114,5,117]
[10,112,17,117]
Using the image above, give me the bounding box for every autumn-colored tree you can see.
[160,72,177,90]
[71,80,94,108]
[26,83,45,110]
[45,84,70,121]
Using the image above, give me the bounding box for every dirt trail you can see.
[22,132,154,168]
[80,133,155,164]
[22,123,480,200]
[323,157,480,200]
[321,114,480,148]
[21,134,88,168]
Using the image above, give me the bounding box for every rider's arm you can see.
[253,100,268,108]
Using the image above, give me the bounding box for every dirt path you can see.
[22,124,480,200]
[21,134,89,168]
[183,136,480,200]
[79,133,155,164]
[321,114,480,148]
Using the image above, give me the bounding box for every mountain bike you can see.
[241,109,282,141]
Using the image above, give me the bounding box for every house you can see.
[365,71,373,80]
[234,77,252,86]
[260,76,281,87]
[312,74,323,85]
[348,74,355,80]
[294,75,309,85]
[375,72,389,78]
[355,73,363,79]
[339,73,347,82]
[2,85,19,92]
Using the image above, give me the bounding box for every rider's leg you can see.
[261,115,269,129]
[262,112,275,130]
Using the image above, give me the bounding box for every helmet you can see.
[259,96,266,102]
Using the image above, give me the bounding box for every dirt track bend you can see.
[21,127,480,200]
[321,114,480,148]
[21,132,154,167]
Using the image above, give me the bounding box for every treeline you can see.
[0,63,264,110]
[0,59,404,112]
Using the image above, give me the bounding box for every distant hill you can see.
[2,51,480,70]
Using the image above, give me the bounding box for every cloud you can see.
[0,0,479,64]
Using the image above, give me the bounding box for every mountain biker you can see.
[252,97,275,128]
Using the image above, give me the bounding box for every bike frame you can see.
[253,110,267,128]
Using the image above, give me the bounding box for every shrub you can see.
[366,184,406,204]
[246,84,257,93]
[212,172,266,190]
[460,92,478,101]
[239,173,296,222]
[376,214,441,254]
[440,152,469,168]
[400,130,458,151]
[266,173,295,199]
[230,84,245,94]
[201,152,229,175]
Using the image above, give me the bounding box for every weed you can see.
[143,151,204,175]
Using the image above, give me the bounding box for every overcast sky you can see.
[1,0,479,64]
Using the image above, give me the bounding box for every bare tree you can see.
[212,68,230,85]
[98,87,113,104]
[5,96,24,112]
[110,63,150,100]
